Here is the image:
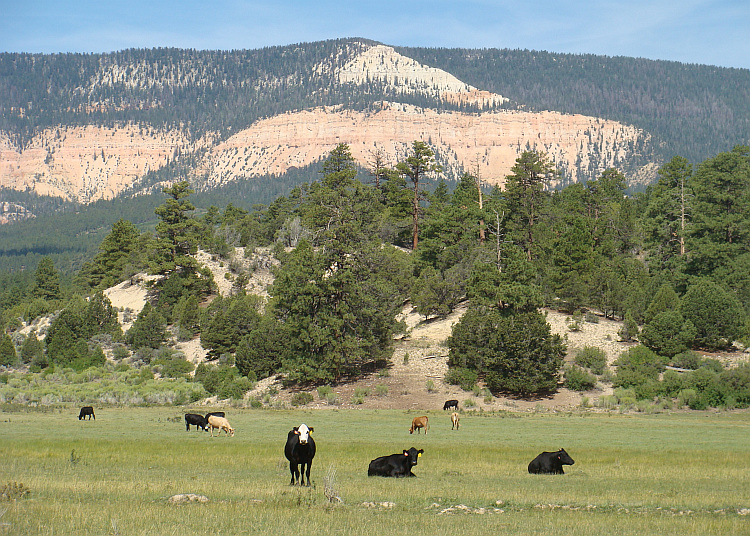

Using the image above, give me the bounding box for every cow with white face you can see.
[284,424,316,486]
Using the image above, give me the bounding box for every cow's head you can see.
[403,447,424,466]
[297,424,312,445]
[557,448,575,465]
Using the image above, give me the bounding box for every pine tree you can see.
[504,150,557,261]
[0,333,17,367]
[20,332,43,364]
[125,303,167,350]
[396,141,442,249]
[151,181,200,277]
[32,257,61,301]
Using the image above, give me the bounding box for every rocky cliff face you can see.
[0,124,200,203]
[0,45,655,204]
[200,102,651,190]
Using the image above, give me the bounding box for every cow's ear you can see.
[403,450,409,456]
[308,427,314,433]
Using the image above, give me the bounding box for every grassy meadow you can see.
[0,407,748,535]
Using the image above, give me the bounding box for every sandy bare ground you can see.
[239,302,635,412]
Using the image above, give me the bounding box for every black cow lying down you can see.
[185,413,208,431]
[528,448,575,474]
[368,447,424,477]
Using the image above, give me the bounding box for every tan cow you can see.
[409,416,429,434]
[207,415,235,437]
[451,412,460,430]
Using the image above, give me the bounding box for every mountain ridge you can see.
[1,39,747,205]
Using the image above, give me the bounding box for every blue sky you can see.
[2,0,748,69]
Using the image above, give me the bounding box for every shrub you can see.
[660,370,686,397]
[683,367,723,408]
[585,312,599,324]
[640,311,695,357]
[680,279,744,350]
[375,384,389,397]
[564,365,597,391]
[291,392,314,407]
[677,388,699,408]
[449,308,565,396]
[618,310,639,342]
[317,385,332,399]
[614,345,666,388]
[445,367,478,391]
[671,351,702,370]
[613,387,636,405]
[153,349,194,378]
[719,363,750,407]
[217,376,254,400]
[425,380,435,393]
[597,395,618,409]
[574,346,607,375]
[634,379,660,400]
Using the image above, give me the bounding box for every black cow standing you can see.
[368,447,424,477]
[443,399,459,411]
[528,448,575,474]
[205,411,225,420]
[284,424,316,486]
[185,413,208,431]
[78,406,95,420]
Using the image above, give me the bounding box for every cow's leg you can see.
[289,462,299,485]
[303,461,312,486]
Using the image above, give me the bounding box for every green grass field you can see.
[1,407,748,535]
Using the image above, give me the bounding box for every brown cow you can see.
[207,415,235,437]
[451,412,460,430]
[409,416,429,434]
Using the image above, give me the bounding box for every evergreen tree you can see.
[269,239,408,383]
[125,302,167,350]
[0,333,17,367]
[447,308,565,395]
[680,279,744,350]
[20,332,43,364]
[640,310,695,357]
[151,181,200,276]
[175,294,200,341]
[504,150,557,261]
[235,314,288,380]
[687,146,750,280]
[79,219,142,290]
[200,293,262,359]
[32,257,61,301]
[644,156,692,273]
[644,284,681,324]
[395,141,442,249]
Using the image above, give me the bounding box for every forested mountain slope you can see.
[3,39,745,208]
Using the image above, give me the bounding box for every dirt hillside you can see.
[101,248,633,412]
